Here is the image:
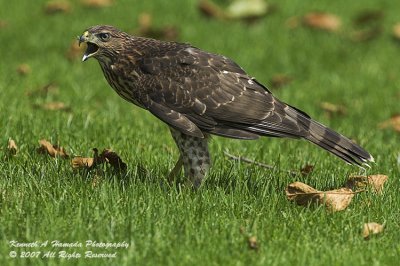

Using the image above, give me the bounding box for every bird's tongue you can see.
[82,43,99,62]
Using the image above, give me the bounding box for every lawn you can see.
[1,0,399,265]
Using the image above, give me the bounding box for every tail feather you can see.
[290,108,374,166]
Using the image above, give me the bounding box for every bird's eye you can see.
[98,33,110,42]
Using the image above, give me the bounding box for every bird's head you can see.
[78,25,129,63]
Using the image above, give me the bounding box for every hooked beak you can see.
[78,31,99,62]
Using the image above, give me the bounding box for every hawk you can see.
[78,25,373,187]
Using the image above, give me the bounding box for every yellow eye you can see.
[98,33,110,41]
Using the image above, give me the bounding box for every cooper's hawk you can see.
[78,25,373,187]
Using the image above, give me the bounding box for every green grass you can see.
[1,0,400,265]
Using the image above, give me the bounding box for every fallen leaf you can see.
[26,83,59,98]
[71,148,126,172]
[16,64,31,76]
[378,114,400,133]
[285,16,300,29]
[300,164,314,176]
[350,27,382,42]
[354,10,384,25]
[37,139,69,158]
[393,23,400,40]
[248,236,258,250]
[226,0,270,21]
[320,102,347,116]
[346,174,388,194]
[362,222,384,239]
[44,1,71,14]
[321,188,354,212]
[303,12,341,32]
[81,0,113,8]
[66,41,85,61]
[102,149,127,172]
[0,20,7,29]
[198,0,227,20]
[34,101,70,111]
[286,181,320,206]
[7,139,18,156]
[71,157,95,168]
[286,182,355,211]
[270,74,293,89]
[135,13,179,41]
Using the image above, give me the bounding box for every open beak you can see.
[78,31,99,62]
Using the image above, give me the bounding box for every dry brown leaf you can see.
[362,222,384,239]
[350,27,382,42]
[26,83,59,98]
[71,148,126,171]
[286,16,300,29]
[7,139,18,156]
[81,0,112,8]
[393,23,400,40]
[300,164,314,176]
[354,10,384,25]
[320,102,347,116]
[303,12,341,32]
[44,1,71,14]
[198,0,227,20]
[226,0,270,21]
[16,64,31,76]
[378,114,400,133]
[0,20,7,29]
[71,157,95,168]
[102,149,127,172]
[286,182,320,206]
[270,74,293,89]
[66,41,85,61]
[346,174,388,194]
[286,182,355,211]
[35,101,70,111]
[321,188,354,212]
[37,139,69,158]
[135,13,179,41]
[248,236,258,250]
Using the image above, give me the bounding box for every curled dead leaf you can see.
[362,222,384,239]
[102,149,127,172]
[135,13,179,41]
[286,182,355,212]
[81,0,113,8]
[198,0,227,20]
[354,10,384,25]
[378,114,400,133]
[71,148,126,172]
[26,83,59,98]
[320,102,347,117]
[248,236,258,250]
[322,188,354,212]
[7,139,18,156]
[393,23,400,40]
[34,101,71,112]
[226,0,270,21]
[44,1,71,14]
[0,20,7,29]
[37,139,69,158]
[303,12,341,32]
[72,157,95,169]
[17,64,31,76]
[346,174,388,194]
